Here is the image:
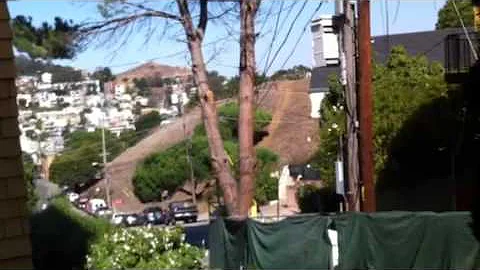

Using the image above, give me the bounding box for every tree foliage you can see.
[270,65,311,81]
[15,55,83,82]
[311,46,448,187]
[436,0,474,29]
[133,103,277,204]
[49,130,129,187]
[13,15,80,59]
[135,111,165,134]
[92,67,115,83]
[23,152,37,212]
[296,185,340,213]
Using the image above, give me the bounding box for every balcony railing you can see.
[445,32,479,83]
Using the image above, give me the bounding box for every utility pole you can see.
[336,0,360,211]
[101,84,111,209]
[183,121,196,204]
[101,116,111,209]
[358,0,376,212]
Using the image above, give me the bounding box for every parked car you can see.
[86,198,107,214]
[76,197,89,209]
[143,207,175,225]
[95,207,113,218]
[168,200,198,223]
[111,213,130,225]
[67,192,79,203]
[125,213,146,227]
[111,212,144,226]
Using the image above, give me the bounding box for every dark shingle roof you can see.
[372,28,467,65]
[309,28,468,93]
[310,65,340,93]
[289,165,321,181]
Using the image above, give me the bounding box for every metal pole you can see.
[101,117,111,209]
[358,0,376,212]
[340,0,360,211]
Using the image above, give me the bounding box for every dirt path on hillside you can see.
[102,79,320,212]
[257,79,320,165]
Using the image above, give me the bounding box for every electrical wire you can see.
[263,0,308,75]
[261,0,286,75]
[278,1,324,71]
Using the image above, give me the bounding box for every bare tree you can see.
[79,0,260,218]
[238,0,258,217]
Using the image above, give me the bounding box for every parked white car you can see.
[86,198,107,214]
[67,192,79,203]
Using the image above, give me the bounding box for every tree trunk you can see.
[176,0,239,216]
[238,0,258,218]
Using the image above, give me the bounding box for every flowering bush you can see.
[86,226,206,269]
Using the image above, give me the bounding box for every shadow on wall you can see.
[30,199,109,270]
[376,61,480,229]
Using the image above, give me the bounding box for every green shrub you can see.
[296,185,340,213]
[134,103,276,204]
[30,197,111,269]
[87,226,205,269]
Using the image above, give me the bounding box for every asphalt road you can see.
[183,222,209,248]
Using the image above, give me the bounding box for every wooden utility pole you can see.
[183,121,196,204]
[358,0,376,212]
[338,0,360,211]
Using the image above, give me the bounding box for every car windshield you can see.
[171,201,194,208]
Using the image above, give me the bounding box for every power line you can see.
[451,0,478,61]
[264,0,308,75]
[261,0,287,75]
[278,1,324,70]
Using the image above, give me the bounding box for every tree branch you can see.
[122,1,182,21]
[176,0,197,40]
[80,11,178,36]
[197,0,208,35]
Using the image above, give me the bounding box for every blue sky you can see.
[9,0,446,77]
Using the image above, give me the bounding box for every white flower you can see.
[328,128,332,132]
[332,123,338,129]
[339,105,344,110]
[332,105,337,112]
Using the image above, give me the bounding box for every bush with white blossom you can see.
[86,226,205,269]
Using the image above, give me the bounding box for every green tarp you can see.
[209,215,332,269]
[209,212,480,270]
[335,212,480,270]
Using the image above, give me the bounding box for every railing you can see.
[445,32,479,83]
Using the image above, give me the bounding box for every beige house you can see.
[278,164,323,212]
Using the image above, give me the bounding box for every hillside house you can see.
[278,164,322,211]
[309,14,470,119]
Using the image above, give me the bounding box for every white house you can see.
[85,107,106,128]
[86,94,104,108]
[134,96,149,107]
[309,15,341,119]
[34,91,58,108]
[17,93,32,107]
[41,72,53,84]
[115,83,127,98]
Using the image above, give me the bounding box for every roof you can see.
[310,65,340,93]
[372,28,469,66]
[309,28,469,93]
[288,164,321,181]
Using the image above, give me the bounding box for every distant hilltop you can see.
[115,61,192,83]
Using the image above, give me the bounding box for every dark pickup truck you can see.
[168,200,198,223]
